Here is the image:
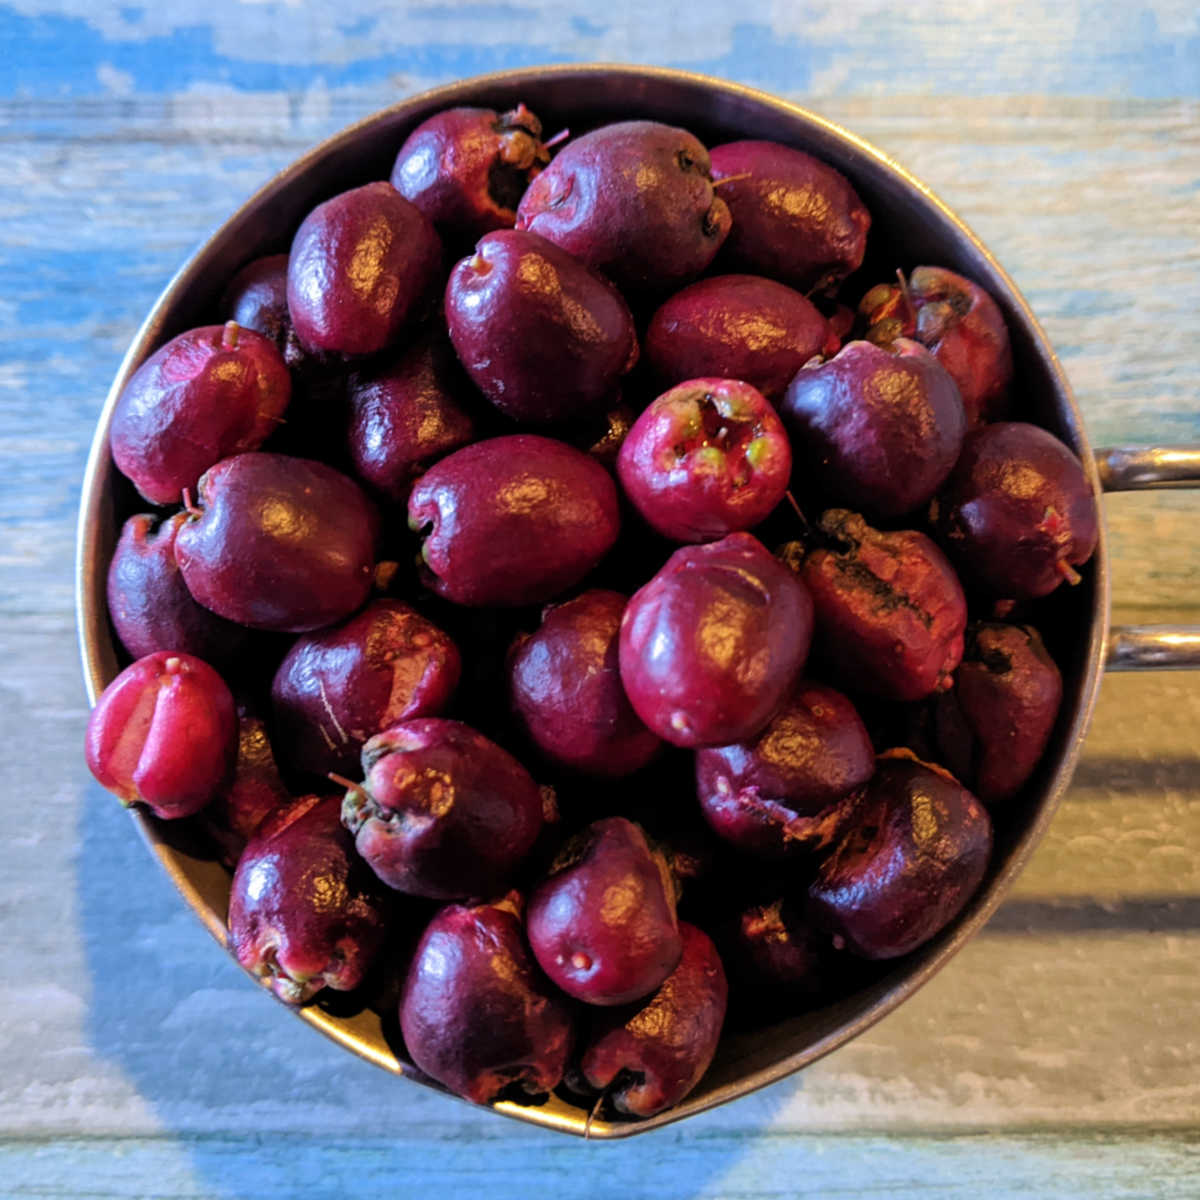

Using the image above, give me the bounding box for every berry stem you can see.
[221,319,241,350]
[894,268,918,330]
[784,490,811,534]
[1056,558,1082,586]
[180,487,202,519]
[584,1085,611,1139]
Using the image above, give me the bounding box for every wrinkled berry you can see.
[400,893,573,1103]
[808,756,992,959]
[724,896,836,1003]
[577,922,727,1117]
[934,622,1063,805]
[342,718,543,899]
[801,510,967,702]
[228,793,392,1003]
[271,599,461,780]
[695,681,874,857]
[861,266,1013,427]
[391,104,551,239]
[516,120,730,292]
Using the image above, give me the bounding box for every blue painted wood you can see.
[2,3,1199,1195]
[4,1132,1200,1198]
[2,1,1199,100]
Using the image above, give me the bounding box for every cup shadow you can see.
[77,775,791,1198]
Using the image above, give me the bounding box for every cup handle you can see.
[1095,445,1200,671]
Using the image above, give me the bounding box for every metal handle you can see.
[1106,627,1200,671]
[1096,445,1200,491]
[1096,445,1200,671]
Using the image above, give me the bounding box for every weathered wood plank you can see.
[3,97,1198,626]
[2,2,1200,1188]
[1,93,1197,1153]
[3,0,1199,101]
[2,659,1199,1139]
[3,1132,1200,1199]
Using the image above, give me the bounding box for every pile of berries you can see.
[86,102,1097,1121]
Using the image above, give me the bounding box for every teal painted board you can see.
[2,1,1200,1196]
[3,1133,1200,1199]
[2,1,1199,99]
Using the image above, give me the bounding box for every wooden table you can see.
[4,2,1199,1195]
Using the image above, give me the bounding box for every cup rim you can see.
[75,62,1110,1139]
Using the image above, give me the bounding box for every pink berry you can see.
[85,651,237,820]
[617,378,791,543]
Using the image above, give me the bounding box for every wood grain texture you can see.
[2,1,1200,1195]
[4,0,1199,99]
[3,1133,1200,1199]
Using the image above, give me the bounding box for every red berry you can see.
[85,651,236,820]
[110,322,291,506]
[617,379,791,544]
